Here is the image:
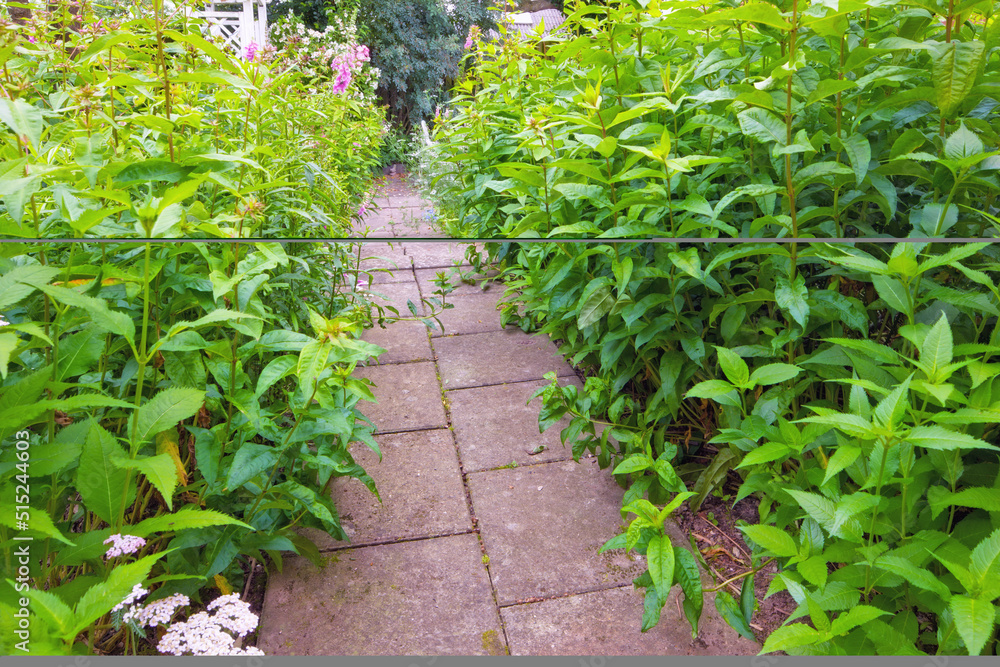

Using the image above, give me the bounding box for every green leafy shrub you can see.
[0,0,383,239]
[0,0,453,656]
[358,0,498,128]
[431,0,1000,240]
[377,126,419,172]
[425,0,1000,655]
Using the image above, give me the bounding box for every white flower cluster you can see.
[155,594,263,656]
[111,585,266,656]
[104,533,146,558]
[206,594,259,637]
[124,593,190,628]
[157,612,241,656]
[112,584,149,613]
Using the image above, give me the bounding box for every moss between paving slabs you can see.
[481,629,506,655]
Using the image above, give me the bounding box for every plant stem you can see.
[120,243,153,528]
[785,0,799,278]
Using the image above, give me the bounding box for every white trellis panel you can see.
[191,0,269,54]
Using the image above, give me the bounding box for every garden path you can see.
[256,186,759,656]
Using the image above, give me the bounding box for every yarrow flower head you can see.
[155,595,263,656]
[104,534,146,558]
[207,594,258,637]
[157,611,238,656]
[125,593,190,628]
[113,584,149,613]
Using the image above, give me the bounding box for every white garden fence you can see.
[192,0,269,54]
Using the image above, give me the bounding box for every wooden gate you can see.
[192,0,269,54]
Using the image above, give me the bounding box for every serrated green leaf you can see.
[130,506,252,537]
[647,533,675,605]
[740,524,798,558]
[716,346,750,388]
[874,555,952,599]
[759,621,823,653]
[830,605,891,637]
[577,280,615,329]
[749,363,802,387]
[111,452,179,511]
[132,388,205,448]
[843,134,872,186]
[907,426,998,452]
[949,594,995,655]
[933,41,986,118]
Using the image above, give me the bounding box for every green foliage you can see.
[0,0,383,239]
[378,127,420,172]
[429,0,1000,240]
[358,0,498,128]
[425,0,1000,655]
[0,0,456,656]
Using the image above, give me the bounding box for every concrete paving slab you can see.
[380,207,423,228]
[385,195,426,209]
[357,242,413,283]
[365,281,426,317]
[467,458,647,605]
[394,222,446,238]
[352,210,396,237]
[415,266,502,298]
[354,362,447,433]
[448,378,584,473]
[362,319,433,365]
[501,585,759,655]
[402,242,475,269]
[258,534,506,655]
[428,291,509,337]
[300,430,472,549]
[433,329,577,390]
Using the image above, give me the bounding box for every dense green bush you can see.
[358,0,498,128]
[0,0,383,239]
[426,0,1000,656]
[433,0,1000,240]
[0,0,450,655]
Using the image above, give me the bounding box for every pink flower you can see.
[465,25,481,50]
[356,45,370,62]
[104,534,146,558]
[244,41,258,62]
[27,36,36,44]
[331,65,352,94]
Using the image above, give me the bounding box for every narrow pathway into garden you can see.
[256,186,759,656]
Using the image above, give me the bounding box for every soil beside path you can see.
[255,187,761,656]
